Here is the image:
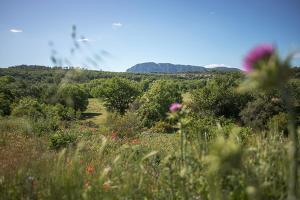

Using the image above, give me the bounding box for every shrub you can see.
[240,95,284,130]
[53,103,78,121]
[11,98,66,134]
[150,121,175,133]
[49,130,77,149]
[138,80,182,127]
[12,97,45,120]
[268,112,288,135]
[57,84,89,112]
[184,115,234,141]
[0,82,15,116]
[107,112,142,139]
[0,93,12,116]
[189,75,251,119]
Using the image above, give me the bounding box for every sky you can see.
[0,0,300,71]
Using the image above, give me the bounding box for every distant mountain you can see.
[204,64,241,72]
[126,62,240,73]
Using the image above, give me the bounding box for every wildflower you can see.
[169,103,182,112]
[84,180,90,189]
[27,176,37,188]
[102,181,111,191]
[86,165,95,174]
[110,131,117,140]
[27,176,34,182]
[244,44,274,72]
[66,159,72,167]
[131,139,140,145]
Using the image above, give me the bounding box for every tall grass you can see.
[1,121,298,199]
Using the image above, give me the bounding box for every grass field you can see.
[1,97,298,199]
[81,98,108,126]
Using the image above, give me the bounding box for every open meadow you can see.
[0,65,300,199]
[1,1,300,199]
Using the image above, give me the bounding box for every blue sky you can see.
[0,0,300,71]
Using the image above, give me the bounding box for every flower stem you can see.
[281,88,298,200]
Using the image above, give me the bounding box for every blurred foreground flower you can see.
[239,44,291,91]
[244,44,275,72]
[240,44,298,200]
[110,131,117,140]
[102,181,112,191]
[169,103,182,112]
[86,165,95,174]
[84,180,90,189]
[131,138,140,145]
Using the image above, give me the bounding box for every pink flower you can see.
[244,44,275,72]
[169,103,182,112]
[110,131,117,140]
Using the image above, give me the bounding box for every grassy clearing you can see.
[1,97,299,199]
[81,98,108,125]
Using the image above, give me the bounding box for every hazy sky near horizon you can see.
[0,0,300,71]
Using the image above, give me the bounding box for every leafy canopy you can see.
[94,78,141,114]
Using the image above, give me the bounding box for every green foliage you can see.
[190,75,251,119]
[12,97,45,120]
[0,77,15,116]
[57,83,89,112]
[49,130,77,149]
[0,117,32,134]
[107,111,142,138]
[11,98,66,134]
[268,112,288,135]
[0,93,13,116]
[240,95,284,130]
[183,115,235,140]
[1,65,300,199]
[138,80,182,127]
[94,78,141,114]
[86,78,106,97]
[150,120,175,133]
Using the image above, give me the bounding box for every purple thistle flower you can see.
[169,103,182,112]
[244,44,275,72]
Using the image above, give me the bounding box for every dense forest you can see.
[1,61,300,199]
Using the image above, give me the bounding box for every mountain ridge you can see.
[126,62,241,73]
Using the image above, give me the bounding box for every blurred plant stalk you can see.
[239,44,298,200]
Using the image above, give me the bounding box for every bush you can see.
[57,84,88,112]
[150,121,175,133]
[107,112,142,139]
[138,80,182,127]
[0,81,15,116]
[189,75,250,119]
[184,115,234,140]
[11,98,66,134]
[49,130,77,149]
[12,97,45,120]
[240,95,284,130]
[268,112,288,135]
[0,93,12,116]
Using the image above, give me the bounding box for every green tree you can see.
[189,75,250,119]
[57,84,88,112]
[138,80,182,127]
[240,94,284,130]
[0,76,15,116]
[94,78,141,114]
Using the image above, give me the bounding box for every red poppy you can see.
[86,165,95,174]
